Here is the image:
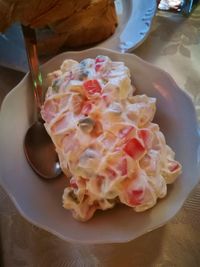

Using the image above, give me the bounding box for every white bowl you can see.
[0,48,199,244]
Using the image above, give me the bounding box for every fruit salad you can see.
[41,55,182,221]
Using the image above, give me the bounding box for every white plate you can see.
[0,0,157,72]
[99,0,157,51]
[0,48,199,244]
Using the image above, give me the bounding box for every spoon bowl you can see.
[24,120,62,179]
[22,25,62,179]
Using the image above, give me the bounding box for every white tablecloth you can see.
[0,6,200,267]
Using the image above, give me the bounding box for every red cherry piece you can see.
[95,57,106,72]
[123,138,146,160]
[168,161,180,172]
[83,79,102,95]
[95,57,105,63]
[129,189,144,205]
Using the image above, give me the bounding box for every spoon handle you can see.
[21,25,43,112]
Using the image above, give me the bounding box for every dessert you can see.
[41,55,182,221]
[0,0,118,54]
[37,0,118,54]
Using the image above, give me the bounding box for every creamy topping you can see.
[41,55,182,221]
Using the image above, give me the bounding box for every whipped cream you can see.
[41,55,182,221]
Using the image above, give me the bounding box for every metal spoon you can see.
[22,25,62,179]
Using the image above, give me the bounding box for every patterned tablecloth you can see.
[0,6,200,267]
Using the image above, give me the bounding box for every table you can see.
[0,6,200,267]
